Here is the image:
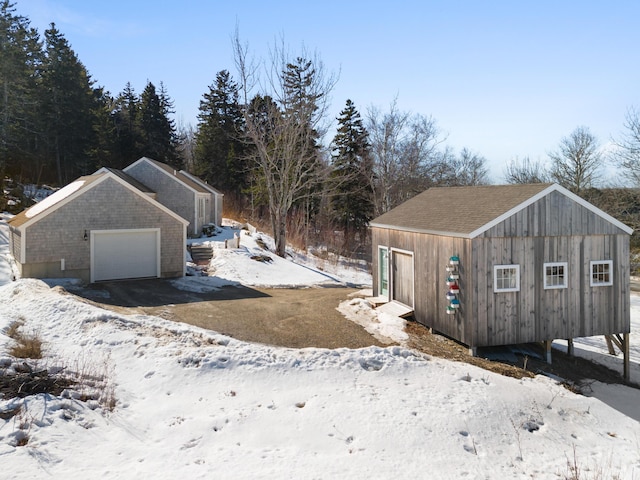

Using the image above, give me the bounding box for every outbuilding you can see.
[8,170,188,283]
[370,183,633,379]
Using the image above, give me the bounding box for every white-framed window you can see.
[590,260,613,287]
[544,262,568,289]
[494,264,520,292]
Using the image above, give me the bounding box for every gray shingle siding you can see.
[126,161,197,235]
[22,177,184,279]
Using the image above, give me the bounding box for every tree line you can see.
[3,1,640,255]
[0,2,183,188]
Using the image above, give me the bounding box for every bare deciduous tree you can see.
[613,107,640,186]
[233,32,337,256]
[548,126,602,193]
[366,100,445,214]
[503,156,550,184]
[450,148,490,186]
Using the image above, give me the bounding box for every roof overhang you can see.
[14,171,189,231]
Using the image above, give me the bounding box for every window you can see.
[590,260,613,286]
[494,265,520,292]
[544,262,568,289]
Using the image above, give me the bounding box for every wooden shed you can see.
[370,183,633,379]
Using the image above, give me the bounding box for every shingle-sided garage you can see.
[8,170,188,283]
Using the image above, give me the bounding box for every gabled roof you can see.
[369,183,633,238]
[94,167,155,195]
[179,170,223,196]
[8,171,189,230]
[124,157,211,195]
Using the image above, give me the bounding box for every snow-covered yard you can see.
[0,218,639,479]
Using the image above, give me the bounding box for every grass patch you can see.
[2,321,116,413]
[6,321,43,359]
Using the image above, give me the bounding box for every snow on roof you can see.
[25,180,85,219]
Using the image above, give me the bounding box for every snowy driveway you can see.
[74,279,385,349]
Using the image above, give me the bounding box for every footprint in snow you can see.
[358,358,383,371]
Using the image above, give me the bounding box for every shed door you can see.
[92,229,159,282]
[392,250,414,308]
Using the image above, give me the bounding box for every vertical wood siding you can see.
[482,190,628,238]
[472,234,629,346]
[372,189,631,349]
[372,227,474,345]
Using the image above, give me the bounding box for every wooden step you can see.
[376,301,414,318]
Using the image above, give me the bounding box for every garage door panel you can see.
[92,230,159,282]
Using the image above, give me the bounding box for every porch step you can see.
[376,301,414,318]
[189,244,214,265]
[366,296,388,308]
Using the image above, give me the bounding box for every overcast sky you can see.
[15,0,640,182]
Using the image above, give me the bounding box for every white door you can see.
[91,229,159,282]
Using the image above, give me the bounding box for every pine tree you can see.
[113,82,142,164]
[193,70,245,191]
[137,81,179,167]
[281,57,324,237]
[330,99,373,246]
[88,86,119,169]
[38,23,97,184]
[0,1,42,180]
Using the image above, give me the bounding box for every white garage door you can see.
[91,229,160,282]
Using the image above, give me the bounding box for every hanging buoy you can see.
[449,255,460,266]
[450,298,460,308]
[446,305,456,314]
[449,282,460,294]
[446,291,456,301]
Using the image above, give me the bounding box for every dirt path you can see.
[75,279,384,349]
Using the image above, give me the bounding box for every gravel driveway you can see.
[75,279,384,349]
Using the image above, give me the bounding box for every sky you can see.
[14,0,640,182]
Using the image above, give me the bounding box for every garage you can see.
[91,229,160,282]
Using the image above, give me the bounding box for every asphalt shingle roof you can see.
[370,183,553,236]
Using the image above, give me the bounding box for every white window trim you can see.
[590,260,613,287]
[543,262,568,290]
[493,264,520,293]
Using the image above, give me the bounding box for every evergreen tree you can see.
[114,82,142,164]
[88,86,119,169]
[38,23,96,184]
[194,70,245,191]
[137,81,179,167]
[0,1,42,180]
[280,57,324,234]
[330,99,373,245]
